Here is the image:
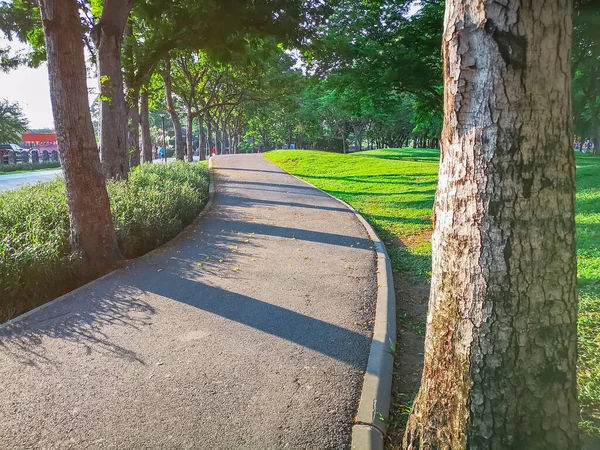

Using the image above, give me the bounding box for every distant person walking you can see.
[583,139,592,154]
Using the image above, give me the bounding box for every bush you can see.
[0,161,210,322]
[0,161,61,173]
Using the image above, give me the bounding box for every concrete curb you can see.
[281,167,396,450]
[1,166,216,331]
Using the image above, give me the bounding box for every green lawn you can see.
[266,148,600,437]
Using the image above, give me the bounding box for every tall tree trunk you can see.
[127,91,140,168]
[186,106,194,162]
[403,2,579,449]
[163,58,185,161]
[207,116,213,153]
[591,106,600,156]
[92,0,133,180]
[140,91,152,163]
[38,0,120,273]
[197,115,205,160]
[215,124,222,155]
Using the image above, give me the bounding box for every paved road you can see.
[0,154,376,449]
[0,157,201,191]
[0,168,63,191]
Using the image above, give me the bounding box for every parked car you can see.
[0,143,30,164]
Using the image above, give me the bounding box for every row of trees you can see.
[0,0,326,273]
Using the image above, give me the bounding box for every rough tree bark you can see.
[92,0,133,180]
[197,115,205,160]
[127,91,140,168]
[163,58,185,161]
[185,105,194,162]
[38,0,120,273]
[403,2,579,450]
[140,91,152,163]
[207,118,213,153]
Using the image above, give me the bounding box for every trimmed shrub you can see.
[0,161,209,322]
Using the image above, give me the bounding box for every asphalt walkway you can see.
[0,154,377,449]
[0,168,63,191]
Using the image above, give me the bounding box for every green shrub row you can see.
[0,161,210,322]
[0,161,62,173]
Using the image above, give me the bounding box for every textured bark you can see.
[403,2,579,450]
[163,58,185,161]
[140,91,153,163]
[207,117,214,152]
[38,0,120,273]
[215,124,222,155]
[185,106,194,162]
[127,91,140,168]
[92,0,133,180]
[197,116,205,160]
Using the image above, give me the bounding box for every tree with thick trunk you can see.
[124,21,140,169]
[197,115,205,160]
[163,57,185,161]
[127,92,140,168]
[185,105,194,162]
[140,91,153,163]
[403,2,579,449]
[92,0,134,180]
[38,0,120,274]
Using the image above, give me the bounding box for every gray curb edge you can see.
[0,165,216,331]
[282,168,396,450]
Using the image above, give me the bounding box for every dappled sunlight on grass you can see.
[575,155,600,435]
[267,149,600,437]
[266,149,439,279]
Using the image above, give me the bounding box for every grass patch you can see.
[0,161,61,174]
[0,161,210,322]
[266,149,600,439]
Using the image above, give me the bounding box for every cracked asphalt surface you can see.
[0,154,377,450]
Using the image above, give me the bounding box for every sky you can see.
[0,37,97,130]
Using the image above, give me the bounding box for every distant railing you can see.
[1,149,60,165]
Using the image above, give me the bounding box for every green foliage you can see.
[574,155,600,434]
[267,148,600,437]
[108,161,209,257]
[572,0,600,147]
[0,161,61,173]
[0,161,209,322]
[0,98,28,143]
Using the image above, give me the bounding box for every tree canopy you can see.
[0,98,27,143]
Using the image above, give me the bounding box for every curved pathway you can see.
[0,154,377,449]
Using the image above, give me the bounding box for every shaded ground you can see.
[0,154,377,449]
[266,149,600,446]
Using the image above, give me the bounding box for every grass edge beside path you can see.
[265,148,600,446]
[0,161,62,174]
[0,161,210,323]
